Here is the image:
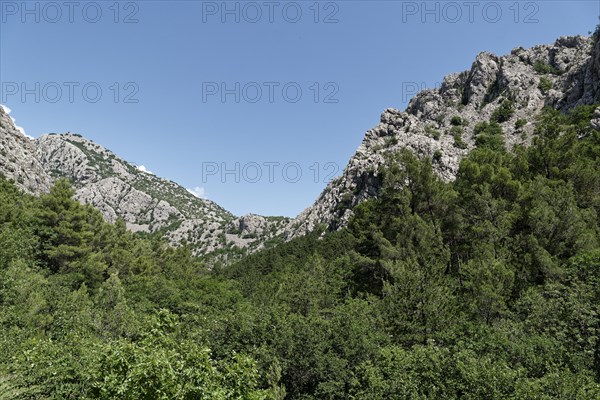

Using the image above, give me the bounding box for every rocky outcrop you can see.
[0,105,287,260]
[32,133,290,257]
[2,32,598,260]
[0,107,51,193]
[224,214,288,250]
[285,34,600,239]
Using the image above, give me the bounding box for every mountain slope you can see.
[2,32,599,258]
[284,34,600,239]
[35,133,231,249]
[34,133,289,257]
[0,107,288,259]
[0,108,51,194]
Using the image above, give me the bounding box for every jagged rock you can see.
[0,125,291,261]
[223,214,288,250]
[2,32,599,262]
[590,106,600,130]
[33,133,291,259]
[0,107,51,193]
[285,34,600,240]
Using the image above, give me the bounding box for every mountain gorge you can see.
[286,34,600,238]
[1,34,600,258]
[0,112,289,259]
[1,29,600,399]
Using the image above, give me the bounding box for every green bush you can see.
[538,76,553,92]
[515,118,527,129]
[533,60,561,75]
[450,126,467,149]
[473,121,505,151]
[385,136,398,147]
[492,99,515,123]
[450,116,464,126]
[425,125,441,140]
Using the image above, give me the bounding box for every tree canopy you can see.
[1,105,600,398]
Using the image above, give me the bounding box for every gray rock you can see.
[284,34,600,239]
[0,126,291,261]
[0,107,52,193]
[2,32,599,264]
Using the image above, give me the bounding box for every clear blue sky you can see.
[1,0,598,217]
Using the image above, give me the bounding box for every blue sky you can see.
[1,0,598,217]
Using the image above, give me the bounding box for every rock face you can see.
[284,34,600,239]
[0,109,287,259]
[33,133,289,257]
[0,107,52,193]
[1,32,599,259]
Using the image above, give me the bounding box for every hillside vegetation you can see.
[1,105,600,398]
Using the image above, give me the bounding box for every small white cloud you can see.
[0,104,33,140]
[137,165,154,175]
[14,124,32,139]
[187,186,206,199]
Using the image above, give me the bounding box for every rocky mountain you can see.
[0,108,288,259]
[1,32,599,259]
[284,33,600,239]
[0,108,52,194]
[34,133,290,257]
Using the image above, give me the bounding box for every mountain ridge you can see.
[1,32,599,259]
[283,33,600,239]
[0,112,289,260]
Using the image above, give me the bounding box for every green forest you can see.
[1,105,600,399]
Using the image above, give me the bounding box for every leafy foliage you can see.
[450,126,467,149]
[474,120,505,151]
[1,105,600,398]
[492,99,516,123]
[539,76,553,92]
[534,61,562,75]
